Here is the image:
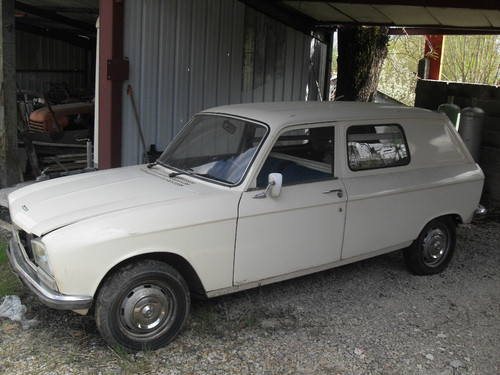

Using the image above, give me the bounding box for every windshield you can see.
[158,114,268,185]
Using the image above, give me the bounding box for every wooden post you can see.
[424,35,446,80]
[0,0,20,187]
[98,0,127,169]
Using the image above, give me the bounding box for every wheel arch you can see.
[448,213,463,226]
[94,252,207,302]
[417,212,461,235]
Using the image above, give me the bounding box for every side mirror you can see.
[253,173,283,199]
[268,173,282,197]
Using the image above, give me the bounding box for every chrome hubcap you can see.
[120,284,176,339]
[422,227,448,266]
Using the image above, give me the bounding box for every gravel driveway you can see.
[0,212,498,374]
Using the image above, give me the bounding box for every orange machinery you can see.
[29,102,94,132]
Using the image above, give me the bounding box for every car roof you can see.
[202,101,441,129]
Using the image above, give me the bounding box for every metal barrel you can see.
[458,104,484,162]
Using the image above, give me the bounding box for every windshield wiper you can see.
[147,160,170,169]
[148,161,201,179]
[169,169,194,178]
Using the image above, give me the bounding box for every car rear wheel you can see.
[404,217,456,275]
[95,260,190,353]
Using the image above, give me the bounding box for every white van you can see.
[7,102,485,352]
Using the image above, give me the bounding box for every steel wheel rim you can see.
[118,283,177,342]
[422,226,449,267]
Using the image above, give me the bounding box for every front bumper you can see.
[7,237,93,311]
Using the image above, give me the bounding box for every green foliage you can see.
[0,241,23,298]
[378,35,424,106]
[0,242,7,262]
[442,35,500,85]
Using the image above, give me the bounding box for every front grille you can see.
[16,228,35,261]
[28,120,48,132]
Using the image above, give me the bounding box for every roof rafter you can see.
[15,1,96,33]
[272,0,500,11]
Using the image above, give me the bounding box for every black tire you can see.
[404,217,456,275]
[95,260,190,353]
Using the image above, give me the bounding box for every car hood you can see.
[8,165,203,236]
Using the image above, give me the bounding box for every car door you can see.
[233,124,347,284]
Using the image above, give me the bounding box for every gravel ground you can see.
[0,212,499,375]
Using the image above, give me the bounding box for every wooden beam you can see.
[275,0,500,11]
[389,27,500,35]
[15,1,96,33]
[15,20,94,49]
[98,0,125,169]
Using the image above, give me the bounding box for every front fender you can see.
[42,194,240,298]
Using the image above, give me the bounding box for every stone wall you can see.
[415,80,500,208]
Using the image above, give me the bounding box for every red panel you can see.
[424,35,444,80]
[98,0,125,169]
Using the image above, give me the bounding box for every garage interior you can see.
[0,0,499,205]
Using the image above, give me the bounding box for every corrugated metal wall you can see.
[122,0,327,166]
[16,31,91,98]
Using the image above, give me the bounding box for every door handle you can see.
[323,189,343,198]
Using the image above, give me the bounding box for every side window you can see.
[347,124,410,171]
[257,126,334,187]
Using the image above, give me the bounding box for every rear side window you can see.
[347,124,410,171]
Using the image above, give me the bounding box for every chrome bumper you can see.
[7,237,93,311]
[475,204,487,216]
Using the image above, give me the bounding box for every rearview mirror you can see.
[268,173,282,197]
[253,173,283,199]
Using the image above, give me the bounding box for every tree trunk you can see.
[336,26,389,102]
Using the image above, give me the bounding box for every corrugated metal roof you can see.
[14,0,500,49]
[244,0,500,34]
[284,1,500,28]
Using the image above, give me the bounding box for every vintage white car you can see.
[7,102,485,352]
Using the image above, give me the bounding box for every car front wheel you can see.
[404,217,456,275]
[95,260,190,353]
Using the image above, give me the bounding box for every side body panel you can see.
[340,117,484,260]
